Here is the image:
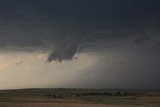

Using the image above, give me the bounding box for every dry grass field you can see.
[0,103,159,107]
[0,88,159,107]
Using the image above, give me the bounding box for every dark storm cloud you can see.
[0,0,160,62]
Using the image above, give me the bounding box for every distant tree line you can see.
[45,94,73,99]
[44,90,154,99]
[79,91,129,97]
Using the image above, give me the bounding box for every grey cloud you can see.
[134,34,150,48]
[133,34,160,52]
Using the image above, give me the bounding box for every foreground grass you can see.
[73,95,160,105]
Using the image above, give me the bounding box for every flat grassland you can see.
[0,88,160,107]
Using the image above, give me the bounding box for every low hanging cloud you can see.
[42,35,82,62]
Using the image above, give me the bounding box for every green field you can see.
[0,88,160,107]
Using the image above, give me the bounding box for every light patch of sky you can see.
[0,52,98,89]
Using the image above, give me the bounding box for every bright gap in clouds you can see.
[0,52,98,89]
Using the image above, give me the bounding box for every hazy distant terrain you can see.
[0,88,160,107]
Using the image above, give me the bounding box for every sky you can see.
[0,0,160,89]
